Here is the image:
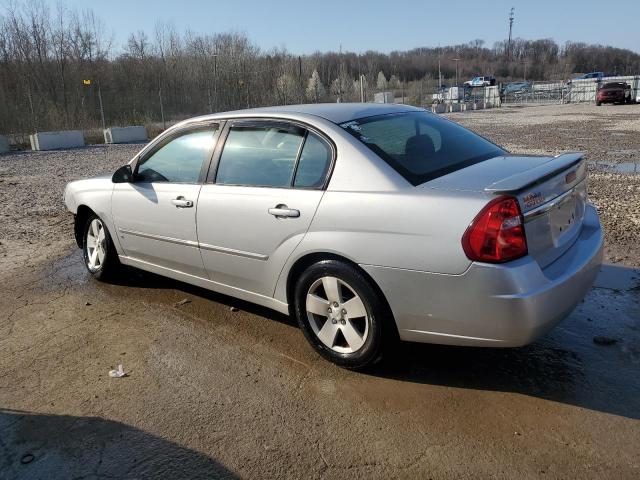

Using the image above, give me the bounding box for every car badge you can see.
[523,191,544,209]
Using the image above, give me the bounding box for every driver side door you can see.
[112,123,220,277]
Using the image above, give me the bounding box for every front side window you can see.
[136,127,217,183]
[216,124,305,187]
[341,111,504,186]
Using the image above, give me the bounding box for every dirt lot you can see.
[1,103,639,479]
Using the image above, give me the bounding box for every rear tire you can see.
[82,213,120,280]
[293,260,390,370]
[596,101,602,106]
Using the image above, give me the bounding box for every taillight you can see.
[462,196,527,263]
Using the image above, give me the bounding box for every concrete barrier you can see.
[104,126,148,144]
[30,130,85,151]
[0,135,9,154]
[374,92,394,104]
[484,86,501,108]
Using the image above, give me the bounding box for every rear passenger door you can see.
[196,120,334,296]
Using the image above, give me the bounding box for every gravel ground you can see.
[446,102,640,266]
[0,144,142,273]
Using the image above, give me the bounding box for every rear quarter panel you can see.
[274,187,489,303]
[303,189,486,274]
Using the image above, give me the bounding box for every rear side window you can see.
[216,125,305,187]
[341,111,504,186]
[294,133,332,188]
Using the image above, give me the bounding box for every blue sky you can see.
[30,0,640,54]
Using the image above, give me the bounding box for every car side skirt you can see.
[118,255,290,315]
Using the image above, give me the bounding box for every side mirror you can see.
[112,164,133,183]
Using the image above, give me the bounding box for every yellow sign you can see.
[82,79,91,85]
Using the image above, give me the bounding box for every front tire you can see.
[293,260,389,369]
[82,214,119,280]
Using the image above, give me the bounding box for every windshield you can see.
[341,111,505,186]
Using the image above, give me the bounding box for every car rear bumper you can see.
[362,204,603,347]
[597,93,624,102]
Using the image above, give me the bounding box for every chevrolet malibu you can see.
[64,104,603,369]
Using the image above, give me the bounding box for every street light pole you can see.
[97,81,106,132]
[452,58,460,86]
[213,53,218,113]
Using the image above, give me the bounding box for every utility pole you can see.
[438,49,442,90]
[337,44,343,103]
[97,80,106,131]
[27,81,36,133]
[213,53,218,113]
[453,58,460,86]
[359,74,365,102]
[507,7,515,60]
[158,87,166,130]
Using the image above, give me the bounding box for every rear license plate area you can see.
[550,193,578,243]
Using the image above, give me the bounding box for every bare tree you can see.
[1,1,640,136]
[376,71,387,90]
[306,69,325,103]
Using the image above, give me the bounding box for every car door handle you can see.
[268,204,300,218]
[171,196,194,208]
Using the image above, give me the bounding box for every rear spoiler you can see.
[485,153,585,193]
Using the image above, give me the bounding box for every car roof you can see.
[209,103,423,125]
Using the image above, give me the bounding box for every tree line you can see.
[2,1,640,135]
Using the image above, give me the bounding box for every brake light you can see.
[462,196,527,263]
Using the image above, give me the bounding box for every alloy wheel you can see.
[305,276,369,354]
[86,218,106,271]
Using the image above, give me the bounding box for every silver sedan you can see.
[64,104,603,369]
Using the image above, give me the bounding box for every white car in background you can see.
[464,76,495,87]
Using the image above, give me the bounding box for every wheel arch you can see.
[74,205,96,248]
[285,252,398,334]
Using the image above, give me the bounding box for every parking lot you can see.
[1,103,639,479]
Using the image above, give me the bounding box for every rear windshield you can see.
[341,111,505,186]
[601,82,625,89]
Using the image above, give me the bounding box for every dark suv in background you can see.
[596,82,632,105]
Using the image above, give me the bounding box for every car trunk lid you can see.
[486,153,587,268]
[422,153,588,268]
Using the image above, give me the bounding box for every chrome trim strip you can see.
[523,188,575,222]
[119,228,268,260]
[199,242,269,261]
[404,329,505,343]
[119,228,199,248]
